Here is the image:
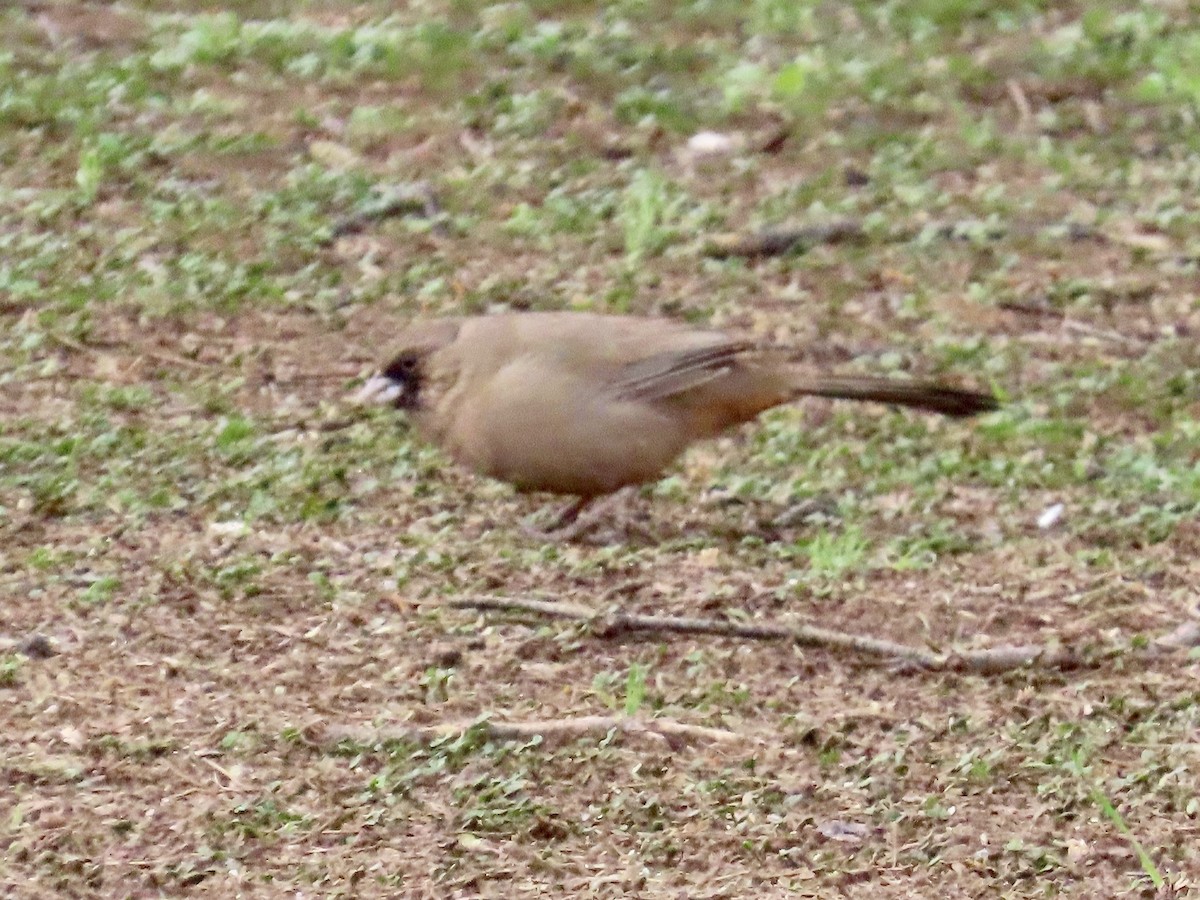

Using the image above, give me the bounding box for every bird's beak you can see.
[353,375,404,406]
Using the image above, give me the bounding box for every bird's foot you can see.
[521,492,634,544]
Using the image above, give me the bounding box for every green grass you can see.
[3,1,1200,896]
[1093,788,1165,889]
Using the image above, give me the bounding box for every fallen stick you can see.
[445,595,1153,674]
[311,713,743,752]
[704,218,1104,259]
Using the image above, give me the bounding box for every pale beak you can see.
[353,375,404,406]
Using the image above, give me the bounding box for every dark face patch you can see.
[381,351,424,410]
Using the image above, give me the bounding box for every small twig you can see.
[998,300,1065,320]
[264,416,358,436]
[1007,78,1034,129]
[312,714,743,752]
[193,754,242,788]
[771,496,840,529]
[1061,318,1146,347]
[46,332,216,372]
[321,181,445,245]
[46,331,95,354]
[444,595,1158,674]
[1000,302,1151,349]
[141,347,212,370]
[704,218,1105,259]
[274,368,361,383]
[705,221,866,258]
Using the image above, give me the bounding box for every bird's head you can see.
[354,318,461,412]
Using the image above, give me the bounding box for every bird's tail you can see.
[788,375,998,417]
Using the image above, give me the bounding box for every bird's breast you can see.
[441,359,694,497]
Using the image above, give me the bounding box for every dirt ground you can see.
[2,1,1200,897]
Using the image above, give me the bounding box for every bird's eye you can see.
[383,353,422,385]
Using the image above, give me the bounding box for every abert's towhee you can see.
[356,312,998,538]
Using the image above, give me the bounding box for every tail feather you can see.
[789,375,998,418]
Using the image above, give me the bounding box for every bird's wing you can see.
[610,340,758,402]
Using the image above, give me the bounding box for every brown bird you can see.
[356,312,997,538]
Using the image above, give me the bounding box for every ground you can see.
[2,1,1199,896]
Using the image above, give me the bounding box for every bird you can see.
[355,311,998,539]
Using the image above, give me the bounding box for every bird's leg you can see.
[521,496,596,542]
[546,495,593,529]
[522,492,626,543]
